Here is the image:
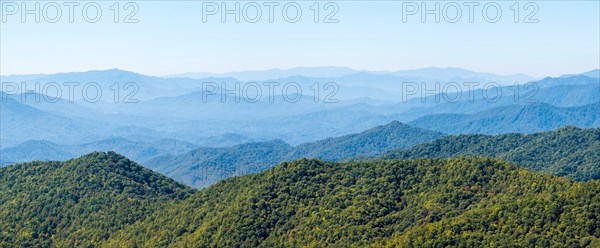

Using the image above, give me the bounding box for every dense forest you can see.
[0,152,193,247]
[382,126,600,181]
[1,152,598,247]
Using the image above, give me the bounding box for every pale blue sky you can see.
[1,1,599,77]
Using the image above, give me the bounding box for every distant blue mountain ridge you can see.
[1,68,598,167]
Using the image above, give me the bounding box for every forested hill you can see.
[107,157,600,247]
[382,126,600,181]
[147,121,443,188]
[1,153,599,246]
[0,152,194,247]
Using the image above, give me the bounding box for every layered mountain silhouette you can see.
[408,102,599,134]
[146,121,443,188]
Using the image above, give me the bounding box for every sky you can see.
[1,0,599,77]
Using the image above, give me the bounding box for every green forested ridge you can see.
[382,126,600,181]
[0,152,194,247]
[2,152,599,247]
[147,121,443,188]
[106,157,599,247]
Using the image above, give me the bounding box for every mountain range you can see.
[2,64,598,245]
[167,66,536,84]
[1,152,598,247]
[146,121,443,188]
[0,138,198,166]
[1,68,598,169]
[408,102,599,135]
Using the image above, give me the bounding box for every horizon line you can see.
[2,66,598,79]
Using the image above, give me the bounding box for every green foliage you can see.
[0,152,194,247]
[107,157,599,247]
[2,152,599,247]
[382,126,600,181]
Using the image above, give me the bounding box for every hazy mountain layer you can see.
[146,121,443,188]
[409,102,599,135]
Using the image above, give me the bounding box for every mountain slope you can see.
[1,69,218,101]
[148,140,294,188]
[0,98,94,147]
[386,76,599,121]
[0,137,198,166]
[146,121,443,188]
[0,152,193,247]
[0,140,74,166]
[290,121,444,161]
[382,126,600,181]
[533,82,599,107]
[408,102,599,135]
[560,69,600,78]
[107,157,600,247]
